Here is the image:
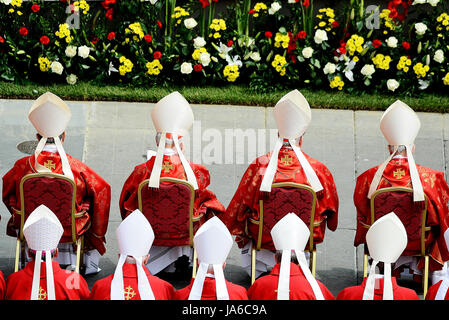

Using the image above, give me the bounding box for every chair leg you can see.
[363,254,368,278]
[192,248,197,279]
[251,245,256,285]
[14,238,21,272]
[423,255,429,298]
[75,238,81,274]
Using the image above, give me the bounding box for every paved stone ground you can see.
[1,98,448,298]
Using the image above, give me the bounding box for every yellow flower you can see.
[272,54,287,76]
[119,56,133,76]
[413,63,430,79]
[192,47,207,60]
[209,19,226,33]
[38,57,51,72]
[127,22,145,40]
[223,65,240,82]
[11,0,22,7]
[55,23,72,43]
[146,60,163,76]
[330,76,344,90]
[372,54,391,70]
[346,35,364,56]
[443,73,449,85]
[17,10,22,15]
[274,33,290,49]
[73,0,90,14]
[397,56,411,72]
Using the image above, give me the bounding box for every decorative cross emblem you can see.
[280,155,293,166]
[393,169,406,179]
[43,160,56,170]
[38,287,47,300]
[393,159,403,165]
[124,285,136,300]
[162,161,173,173]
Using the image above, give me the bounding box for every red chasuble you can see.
[336,277,419,300]
[425,280,449,300]
[247,262,335,300]
[174,277,248,300]
[89,262,175,300]
[0,271,5,300]
[223,148,339,248]
[5,261,90,300]
[119,153,225,220]
[2,152,111,255]
[353,158,449,271]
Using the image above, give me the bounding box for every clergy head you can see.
[110,209,155,300]
[260,89,323,194]
[149,91,198,190]
[368,100,423,202]
[270,213,324,300]
[363,212,407,300]
[23,204,64,300]
[188,216,233,300]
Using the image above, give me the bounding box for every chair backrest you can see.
[138,177,195,247]
[19,173,77,243]
[370,187,428,256]
[257,182,317,251]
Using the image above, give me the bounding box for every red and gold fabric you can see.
[223,148,339,248]
[119,153,225,221]
[354,158,449,271]
[336,277,419,300]
[247,262,335,300]
[89,262,175,300]
[174,277,248,300]
[425,280,449,300]
[2,152,111,255]
[5,261,90,300]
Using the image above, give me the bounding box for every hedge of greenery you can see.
[0,0,448,96]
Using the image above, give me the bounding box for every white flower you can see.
[343,59,356,82]
[386,36,398,48]
[50,61,64,75]
[193,37,206,49]
[302,47,314,59]
[249,52,261,62]
[434,49,445,63]
[216,42,233,59]
[78,45,90,59]
[180,62,193,74]
[412,0,426,4]
[314,29,328,44]
[226,55,242,67]
[427,0,440,6]
[65,45,77,58]
[361,64,375,78]
[268,2,281,15]
[108,62,118,76]
[66,74,77,85]
[288,0,295,3]
[0,0,12,5]
[415,22,428,36]
[184,18,198,29]
[418,79,429,90]
[387,79,400,92]
[323,62,336,75]
[199,52,211,66]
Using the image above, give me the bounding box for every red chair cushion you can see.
[248,187,314,251]
[140,181,202,247]
[373,191,425,255]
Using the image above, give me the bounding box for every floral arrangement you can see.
[0,0,448,95]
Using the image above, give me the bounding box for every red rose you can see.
[0,36,5,44]
[248,9,255,14]
[227,40,233,47]
[297,31,307,39]
[402,41,410,50]
[303,0,310,8]
[91,37,99,45]
[19,27,28,37]
[107,32,115,41]
[372,39,382,48]
[144,34,153,43]
[157,21,163,29]
[194,64,202,72]
[331,20,339,28]
[339,46,347,54]
[153,51,162,60]
[105,8,113,20]
[264,31,273,38]
[40,35,49,45]
[31,4,40,12]
[200,0,210,8]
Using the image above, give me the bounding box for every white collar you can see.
[392,155,407,159]
[43,144,58,153]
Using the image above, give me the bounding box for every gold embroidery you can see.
[393,169,406,179]
[393,159,403,165]
[43,160,56,170]
[38,287,47,300]
[280,155,293,166]
[162,161,173,173]
[124,285,136,300]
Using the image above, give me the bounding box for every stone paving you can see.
[1,98,448,298]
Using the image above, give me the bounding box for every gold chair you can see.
[363,187,430,297]
[138,177,199,278]
[249,182,319,284]
[15,172,87,274]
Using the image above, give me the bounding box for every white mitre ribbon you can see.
[110,254,155,300]
[276,249,324,300]
[33,135,74,181]
[30,250,56,300]
[260,137,323,193]
[188,262,229,300]
[368,145,424,202]
[362,260,394,300]
[148,131,198,190]
[435,279,449,300]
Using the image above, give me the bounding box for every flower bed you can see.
[0,0,448,95]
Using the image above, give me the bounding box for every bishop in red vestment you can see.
[425,279,449,300]
[0,271,5,300]
[6,259,90,300]
[175,277,248,300]
[89,262,175,300]
[336,277,419,300]
[248,262,334,300]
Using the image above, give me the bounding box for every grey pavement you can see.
[0,98,448,298]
